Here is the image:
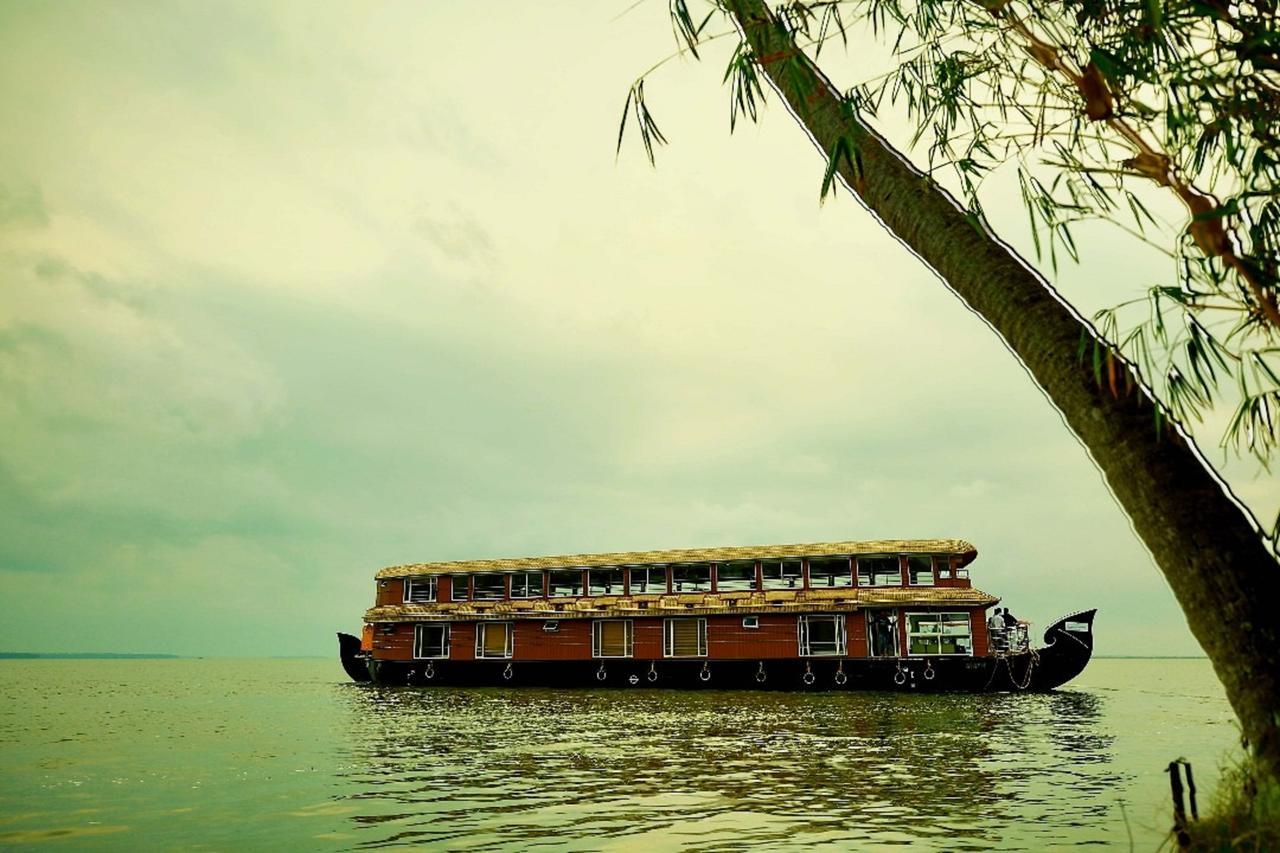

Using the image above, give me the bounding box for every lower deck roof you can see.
[375,538,978,579]
[364,585,998,622]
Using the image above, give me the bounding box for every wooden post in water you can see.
[1167,759,1194,849]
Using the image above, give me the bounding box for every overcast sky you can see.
[2,1,1275,656]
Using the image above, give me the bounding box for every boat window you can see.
[592,620,634,657]
[934,555,952,580]
[377,623,396,635]
[907,556,934,586]
[475,623,513,658]
[761,559,803,589]
[907,612,972,656]
[450,576,470,601]
[413,624,449,659]
[510,571,544,599]
[542,620,559,632]
[742,615,760,629]
[809,556,854,588]
[716,561,757,591]
[671,564,710,592]
[663,618,707,657]
[857,556,902,586]
[548,569,584,597]
[629,566,667,594]
[798,614,846,656]
[473,574,506,600]
[404,576,438,603]
[588,568,625,596]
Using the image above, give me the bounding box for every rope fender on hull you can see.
[336,610,1096,691]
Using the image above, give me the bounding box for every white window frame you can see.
[474,622,514,659]
[548,569,584,597]
[472,573,506,601]
[761,559,803,589]
[716,561,758,592]
[510,571,544,599]
[450,575,470,601]
[742,616,760,629]
[662,618,708,657]
[413,623,450,659]
[808,555,855,588]
[588,567,625,596]
[906,612,974,657]
[866,610,900,657]
[856,555,903,587]
[907,556,935,587]
[591,619,634,658]
[797,614,847,657]
[404,576,438,603]
[629,566,667,594]
[671,564,711,593]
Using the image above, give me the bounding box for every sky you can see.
[1,0,1275,657]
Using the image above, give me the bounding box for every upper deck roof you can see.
[375,539,978,579]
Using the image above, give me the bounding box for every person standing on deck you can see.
[989,608,1007,654]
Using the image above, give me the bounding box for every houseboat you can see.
[337,539,1095,691]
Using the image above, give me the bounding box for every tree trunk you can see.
[726,0,1280,779]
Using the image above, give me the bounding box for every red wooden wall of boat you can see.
[971,613,990,656]
[372,610,949,662]
[376,578,404,607]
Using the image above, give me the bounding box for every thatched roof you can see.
[375,539,978,579]
[363,584,997,622]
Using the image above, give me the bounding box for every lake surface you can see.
[0,658,1240,850]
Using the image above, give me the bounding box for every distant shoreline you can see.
[0,652,183,660]
[1094,655,1209,660]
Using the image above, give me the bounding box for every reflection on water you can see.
[0,660,1238,850]
[336,687,1117,849]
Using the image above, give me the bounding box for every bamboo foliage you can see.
[614,0,1280,785]
[618,0,1280,472]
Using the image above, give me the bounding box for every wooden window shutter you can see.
[482,624,509,656]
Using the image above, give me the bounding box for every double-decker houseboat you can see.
[337,539,1095,691]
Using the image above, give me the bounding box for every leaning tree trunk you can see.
[726,0,1280,779]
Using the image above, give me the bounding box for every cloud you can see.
[0,0,1256,660]
[0,183,48,229]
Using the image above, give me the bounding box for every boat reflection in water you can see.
[334,686,1118,849]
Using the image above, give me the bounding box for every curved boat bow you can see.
[337,631,372,683]
[1022,608,1097,691]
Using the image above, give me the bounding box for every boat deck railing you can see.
[990,623,1030,656]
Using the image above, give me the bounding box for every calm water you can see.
[0,658,1239,850]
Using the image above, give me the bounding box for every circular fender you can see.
[893,669,907,686]
[802,671,816,686]
[647,666,659,683]
[629,674,640,685]
[834,670,848,686]
[923,662,936,681]
[424,662,435,680]
[596,665,608,682]
[502,663,514,681]
[699,664,712,683]
[755,663,767,684]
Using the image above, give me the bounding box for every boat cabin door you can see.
[867,610,899,657]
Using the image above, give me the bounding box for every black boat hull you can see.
[338,609,1095,693]
[336,632,373,683]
